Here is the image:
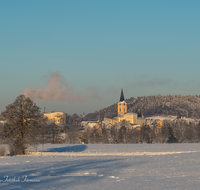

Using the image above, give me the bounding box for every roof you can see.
[124,113,137,115]
[120,87,125,102]
[45,112,65,114]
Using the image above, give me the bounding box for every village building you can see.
[44,111,66,125]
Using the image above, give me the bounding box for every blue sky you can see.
[1,0,200,115]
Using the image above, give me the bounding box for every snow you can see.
[1,144,200,189]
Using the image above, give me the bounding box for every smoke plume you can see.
[21,72,87,102]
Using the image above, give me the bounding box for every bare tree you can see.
[139,124,154,143]
[117,126,126,143]
[0,122,4,144]
[89,127,101,143]
[66,124,80,144]
[182,123,196,143]
[0,95,47,155]
[130,129,141,143]
[48,121,60,144]
[195,122,200,142]
[82,127,91,144]
[172,120,186,143]
[160,122,170,143]
[102,125,109,143]
[110,126,118,144]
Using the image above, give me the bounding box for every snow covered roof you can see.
[103,121,110,125]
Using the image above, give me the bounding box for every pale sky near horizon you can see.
[1,0,200,115]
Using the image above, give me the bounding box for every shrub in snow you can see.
[0,145,6,156]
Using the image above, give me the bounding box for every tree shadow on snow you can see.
[44,145,87,152]
[0,157,127,189]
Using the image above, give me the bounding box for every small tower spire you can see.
[118,86,127,117]
[120,86,125,102]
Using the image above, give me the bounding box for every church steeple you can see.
[120,86,125,102]
[118,86,127,117]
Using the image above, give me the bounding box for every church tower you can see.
[117,87,127,117]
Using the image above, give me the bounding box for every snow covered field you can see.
[1,144,200,190]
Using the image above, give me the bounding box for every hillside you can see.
[84,95,200,121]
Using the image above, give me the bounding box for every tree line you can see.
[80,120,200,144]
[1,95,200,156]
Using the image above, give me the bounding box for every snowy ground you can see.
[1,144,200,190]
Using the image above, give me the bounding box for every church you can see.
[103,88,145,126]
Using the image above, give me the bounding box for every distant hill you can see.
[84,95,200,121]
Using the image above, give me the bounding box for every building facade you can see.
[44,111,66,125]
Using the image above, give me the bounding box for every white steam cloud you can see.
[21,72,87,102]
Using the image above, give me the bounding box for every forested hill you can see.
[84,95,200,121]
